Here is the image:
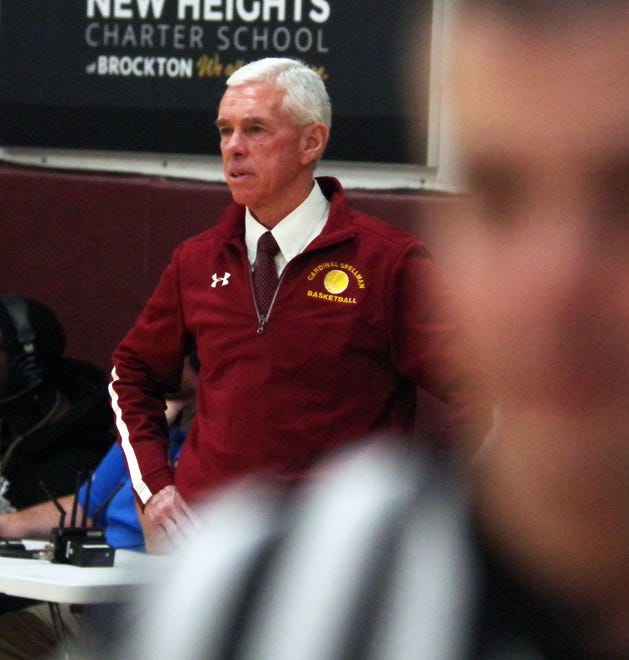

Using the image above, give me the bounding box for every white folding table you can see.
[0,540,170,657]
[0,541,167,604]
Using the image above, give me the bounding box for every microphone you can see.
[40,475,116,567]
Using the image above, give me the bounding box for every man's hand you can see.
[142,485,199,553]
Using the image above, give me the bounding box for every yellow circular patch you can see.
[324,269,349,294]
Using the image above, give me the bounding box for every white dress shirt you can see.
[245,182,331,276]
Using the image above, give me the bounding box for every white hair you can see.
[226,57,332,128]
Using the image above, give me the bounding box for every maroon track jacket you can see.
[110,178,489,506]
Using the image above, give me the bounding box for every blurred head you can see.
[0,296,65,399]
[434,0,629,610]
[217,58,330,227]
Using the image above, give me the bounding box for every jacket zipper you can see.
[249,231,355,335]
[252,269,284,335]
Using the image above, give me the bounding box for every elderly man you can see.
[110,57,489,548]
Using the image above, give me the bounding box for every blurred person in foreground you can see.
[103,2,629,659]
[109,56,491,548]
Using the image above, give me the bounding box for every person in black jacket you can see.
[0,295,113,512]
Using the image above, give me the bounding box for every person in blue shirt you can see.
[77,441,146,551]
[79,374,196,553]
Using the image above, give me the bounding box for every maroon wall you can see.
[1,163,453,386]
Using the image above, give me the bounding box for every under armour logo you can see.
[211,272,231,288]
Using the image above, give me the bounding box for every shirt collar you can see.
[245,182,330,267]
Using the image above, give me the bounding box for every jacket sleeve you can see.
[389,240,493,450]
[109,247,188,507]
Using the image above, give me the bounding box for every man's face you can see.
[216,82,321,225]
[445,14,629,459]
